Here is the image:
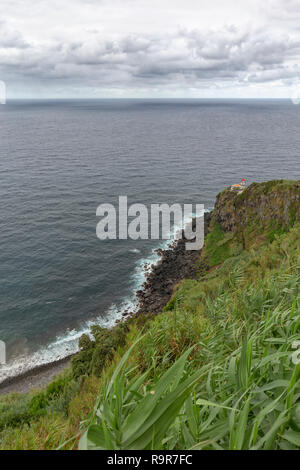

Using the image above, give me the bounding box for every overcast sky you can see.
[1,0,300,98]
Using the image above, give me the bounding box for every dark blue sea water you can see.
[1,99,300,380]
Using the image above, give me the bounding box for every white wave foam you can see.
[0,303,125,383]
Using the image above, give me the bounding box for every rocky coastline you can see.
[135,212,211,315]
[0,212,211,395]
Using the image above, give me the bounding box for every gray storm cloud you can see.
[0,0,300,97]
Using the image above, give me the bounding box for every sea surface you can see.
[1,98,300,381]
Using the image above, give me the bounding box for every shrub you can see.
[71,322,129,379]
[0,394,33,431]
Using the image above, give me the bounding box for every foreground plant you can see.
[78,340,204,450]
[78,297,300,450]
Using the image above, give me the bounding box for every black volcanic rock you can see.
[135,213,211,316]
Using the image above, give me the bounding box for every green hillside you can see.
[1,180,300,450]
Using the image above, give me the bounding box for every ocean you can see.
[1,98,300,381]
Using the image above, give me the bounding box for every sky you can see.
[1,0,300,98]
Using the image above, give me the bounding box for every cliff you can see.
[209,179,300,250]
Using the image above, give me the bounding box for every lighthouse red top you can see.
[241,178,246,182]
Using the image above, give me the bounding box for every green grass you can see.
[77,223,300,450]
[201,222,242,266]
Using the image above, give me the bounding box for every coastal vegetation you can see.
[0,180,299,450]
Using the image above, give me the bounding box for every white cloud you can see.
[0,0,300,97]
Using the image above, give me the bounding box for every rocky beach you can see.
[135,212,211,315]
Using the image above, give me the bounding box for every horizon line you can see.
[3,97,294,101]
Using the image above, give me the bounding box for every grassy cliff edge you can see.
[1,180,300,450]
